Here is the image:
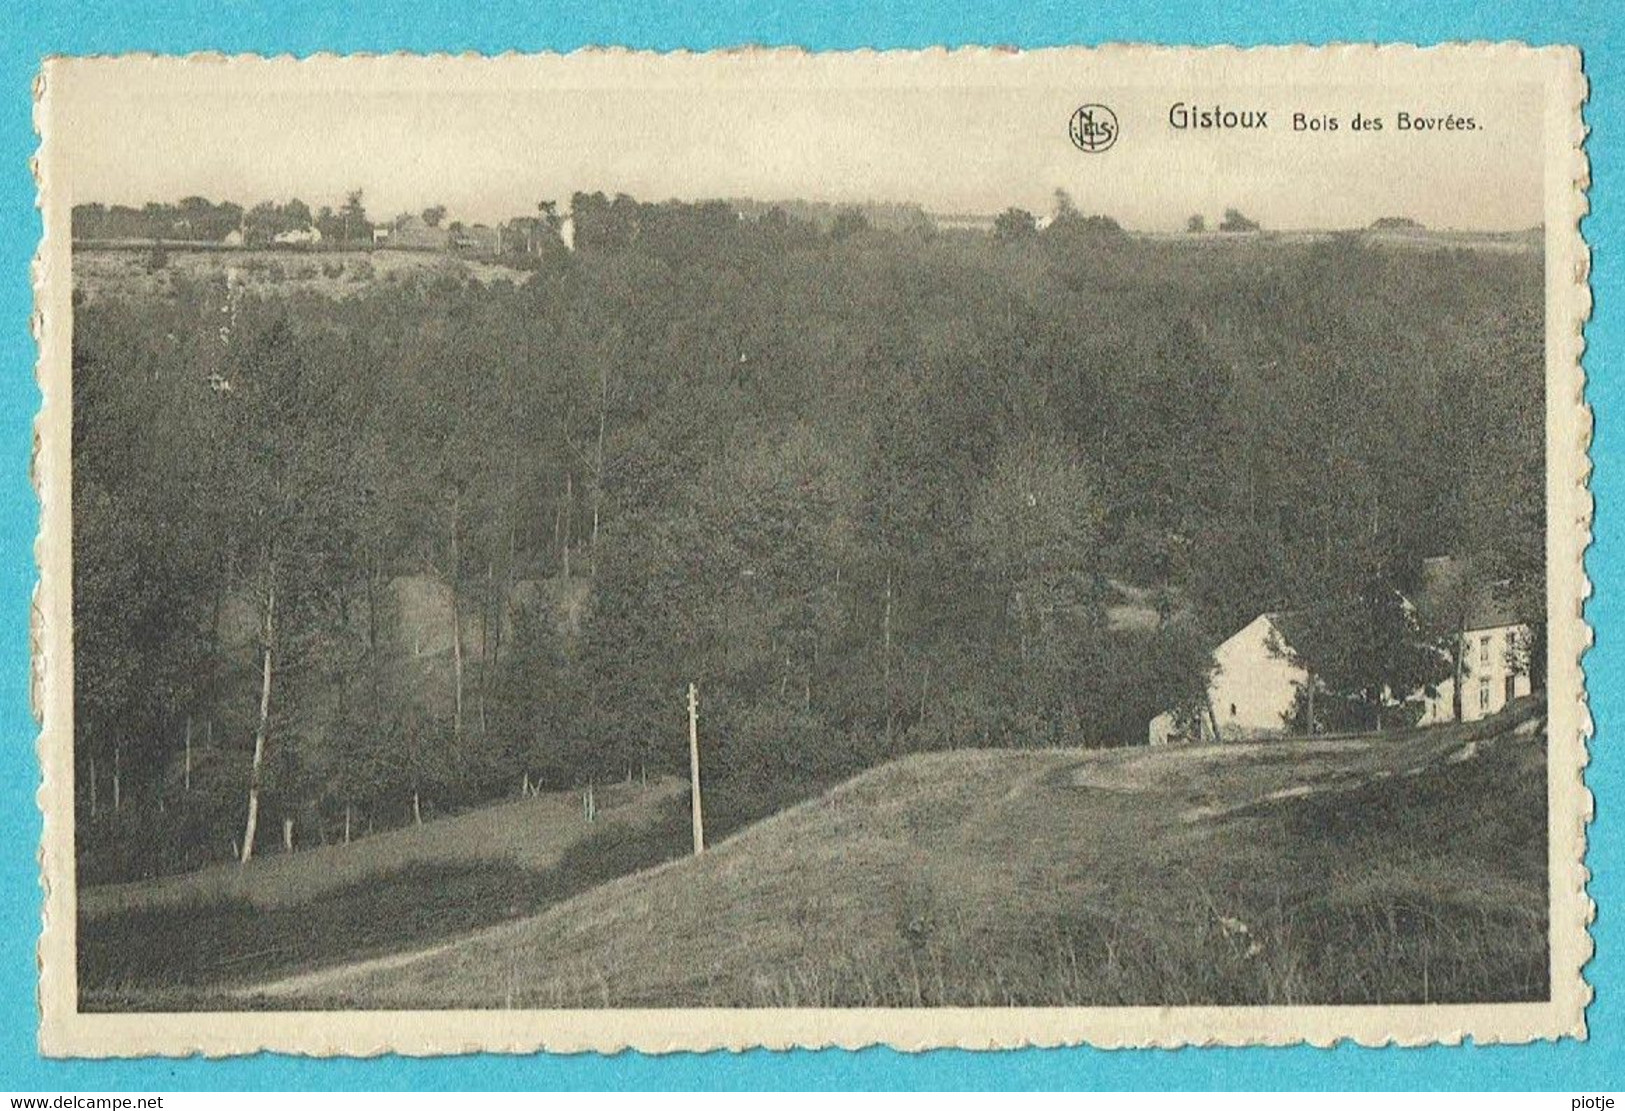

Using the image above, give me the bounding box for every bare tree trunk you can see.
[344,803,352,845]
[451,489,464,740]
[562,473,574,579]
[482,562,493,672]
[553,495,563,571]
[688,683,705,855]
[1453,620,1466,721]
[479,562,493,737]
[366,543,379,653]
[1013,589,1029,664]
[1306,673,1316,736]
[882,569,894,741]
[113,743,121,812]
[240,574,275,866]
[88,753,97,818]
[182,716,192,792]
[499,517,516,658]
[282,816,294,852]
[591,366,608,576]
[412,788,422,826]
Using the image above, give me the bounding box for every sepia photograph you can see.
[32,46,1590,1054]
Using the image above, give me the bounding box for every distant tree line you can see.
[72,191,1544,882]
[73,193,378,248]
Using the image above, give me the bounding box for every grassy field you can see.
[79,776,684,919]
[224,700,1548,1010]
[77,778,688,1008]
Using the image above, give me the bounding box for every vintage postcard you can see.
[32,45,1591,1056]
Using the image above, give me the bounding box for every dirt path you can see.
[1063,717,1530,824]
[241,936,466,1000]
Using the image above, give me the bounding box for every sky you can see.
[44,50,1550,232]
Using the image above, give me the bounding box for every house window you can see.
[1479,677,1492,712]
[1479,635,1491,665]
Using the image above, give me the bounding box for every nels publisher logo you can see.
[1068,103,1119,153]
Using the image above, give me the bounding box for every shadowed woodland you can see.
[72,197,1544,885]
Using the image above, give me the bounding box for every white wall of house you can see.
[1210,614,1307,741]
[1147,613,1306,745]
[1419,623,1533,724]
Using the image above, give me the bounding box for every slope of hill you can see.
[252,700,1548,1009]
[77,776,693,1010]
[79,775,683,920]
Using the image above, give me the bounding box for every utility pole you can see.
[688,682,705,855]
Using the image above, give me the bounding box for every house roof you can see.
[389,216,451,249]
[1414,555,1526,632]
[1259,608,1311,651]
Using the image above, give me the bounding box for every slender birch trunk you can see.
[451,488,464,740]
[562,473,574,579]
[591,366,608,576]
[1453,619,1466,722]
[688,683,704,855]
[240,573,275,866]
[479,561,493,737]
[882,569,894,741]
[366,542,379,653]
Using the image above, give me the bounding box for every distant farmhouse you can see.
[271,225,322,248]
[386,214,451,252]
[1148,612,1309,745]
[1413,555,1535,725]
[1148,556,1533,745]
[449,224,501,254]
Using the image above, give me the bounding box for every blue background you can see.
[1,0,1618,1091]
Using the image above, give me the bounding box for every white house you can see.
[1148,612,1307,745]
[1148,556,1534,746]
[271,225,323,247]
[1414,556,1534,725]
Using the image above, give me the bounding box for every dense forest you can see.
[72,195,1545,883]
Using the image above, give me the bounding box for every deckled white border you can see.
[32,43,1593,1057]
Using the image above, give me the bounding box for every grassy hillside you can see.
[78,777,688,1008]
[80,775,683,919]
[248,700,1548,1009]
